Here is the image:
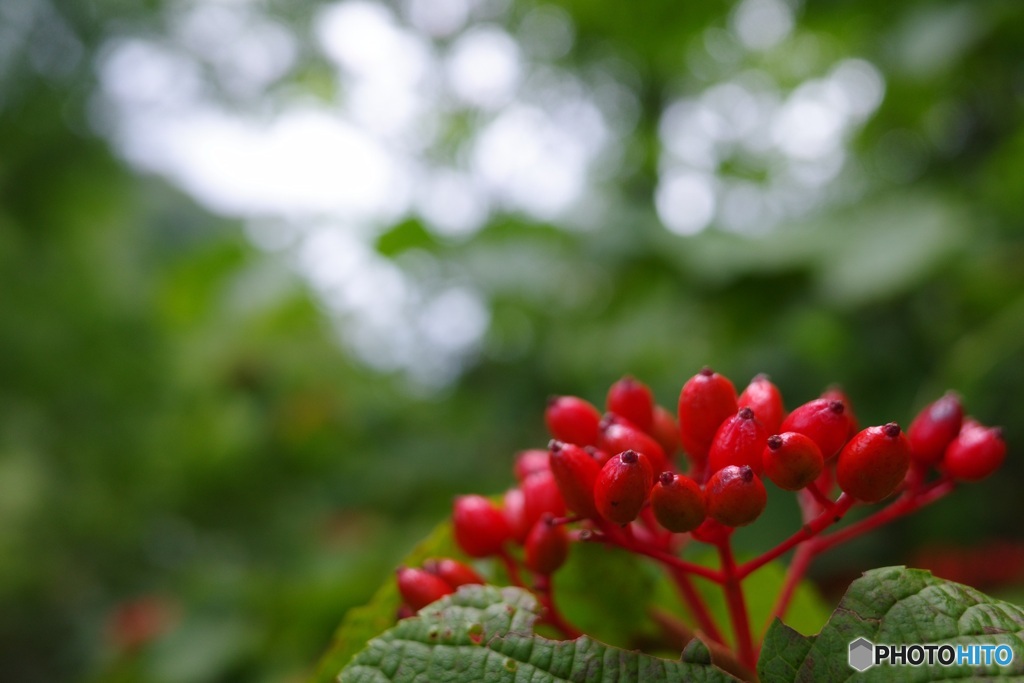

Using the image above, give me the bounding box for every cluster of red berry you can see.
[395,368,1006,667]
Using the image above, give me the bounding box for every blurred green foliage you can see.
[1,0,1023,681]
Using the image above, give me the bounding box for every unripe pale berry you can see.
[942,420,1005,482]
[423,557,484,588]
[907,392,963,467]
[606,375,655,432]
[396,567,454,611]
[452,494,512,558]
[651,472,706,533]
[600,416,668,474]
[763,432,824,491]
[780,398,851,460]
[548,440,601,519]
[738,374,785,436]
[836,423,910,502]
[545,396,602,447]
[678,368,738,463]
[594,449,654,525]
[707,407,768,475]
[705,465,767,527]
[524,515,570,575]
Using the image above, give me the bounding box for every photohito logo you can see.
[848,638,1015,671]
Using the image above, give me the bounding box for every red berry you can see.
[524,516,570,575]
[942,420,1005,482]
[521,470,566,534]
[423,557,484,588]
[762,432,824,491]
[594,449,654,525]
[738,374,785,435]
[514,449,551,482]
[907,392,963,467]
[606,375,655,432]
[678,368,738,464]
[585,445,612,467]
[705,465,767,527]
[546,396,602,446]
[548,440,601,519]
[651,472,706,533]
[820,386,859,438]
[396,566,454,610]
[503,487,529,542]
[707,407,768,475]
[779,398,851,460]
[836,423,911,502]
[691,517,734,544]
[600,416,668,474]
[651,405,680,457]
[452,495,512,557]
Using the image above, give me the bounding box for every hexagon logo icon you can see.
[849,637,875,672]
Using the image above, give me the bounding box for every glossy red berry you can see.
[521,469,566,534]
[779,398,851,460]
[594,449,654,525]
[548,440,601,519]
[600,416,668,474]
[651,406,681,457]
[836,423,911,502]
[503,486,529,542]
[606,375,655,432]
[705,465,767,527]
[545,396,602,446]
[820,386,859,438]
[524,516,570,575]
[678,367,738,463]
[514,449,551,482]
[423,557,484,588]
[585,445,612,467]
[452,494,512,558]
[651,472,706,533]
[691,517,734,544]
[396,567,454,611]
[942,420,1005,482]
[738,374,785,435]
[907,392,963,467]
[707,407,768,475]
[762,432,824,491]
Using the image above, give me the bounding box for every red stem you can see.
[765,541,814,633]
[811,479,954,554]
[716,537,757,671]
[535,575,583,640]
[666,564,727,646]
[737,494,856,579]
[498,548,526,588]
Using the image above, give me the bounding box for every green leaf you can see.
[759,566,1024,682]
[340,584,741,682]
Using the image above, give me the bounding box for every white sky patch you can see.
[731,0,794,52]
[446,25,522,109]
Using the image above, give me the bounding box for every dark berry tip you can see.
[993,426,1005,439]
[882,422,901,438]
[620,449,639,464]
[599,413,616,430]
[738,406,754,420]
[753,373,771,381]
[767,434,783,450]
[659,471,675,486]
[548,439,563,453]
[699,366,714,377]
[828,400,845,414]
[739,465,754,482]
[546,395,559,407]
